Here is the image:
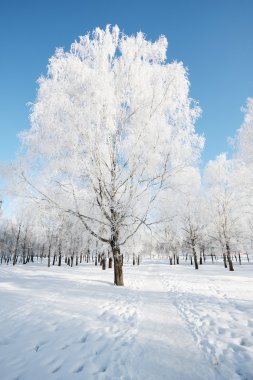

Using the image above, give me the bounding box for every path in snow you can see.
[130,264,216,380]
[0,261,252,380]
[160,264,253,380]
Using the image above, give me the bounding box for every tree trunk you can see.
[113,255,124,286]
[58,242,62,266]
[223,252,227,268]
[102,257,106,270]
[226,243,234,271]
[111,243,124,286]
[110,207,124,284]
[22,243,26,264]
[13,224,21,266]
[192,247,198,270]
[48,247,51,267]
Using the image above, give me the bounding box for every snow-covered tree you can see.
[9,25,203,285]
[181,196,204,269]
[232,98,253,256]
[204,154,246,271]
[237,98,253,164]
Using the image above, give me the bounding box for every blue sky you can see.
[0,0,253,165]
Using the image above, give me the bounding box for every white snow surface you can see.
[0,261,253,380]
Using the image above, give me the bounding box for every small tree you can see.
[204,154,245,271]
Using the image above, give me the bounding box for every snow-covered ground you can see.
[0,260,252,380]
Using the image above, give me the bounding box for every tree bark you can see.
[192,247,198,270]
[226,243,234,271]
[101,253,106,270]
[223,252,227,268]
[58,243,62,266]
[113,254,124,286]
[111,244,124,286]
[48,246,51,267]
[13,224,21,266]
[110,220,124,285]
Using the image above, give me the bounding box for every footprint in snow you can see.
[218,327,228,335]
[73,364,84,373]
[34,345,40,352]
[79,334,88,343]
[52,365,61,373]
[230,343,246,352]
[240,337,253,347]
[34,339,48,352]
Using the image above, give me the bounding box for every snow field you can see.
[160,264,253,380]
[0,261,252,380]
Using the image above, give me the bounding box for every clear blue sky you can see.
[0,0,253,165]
